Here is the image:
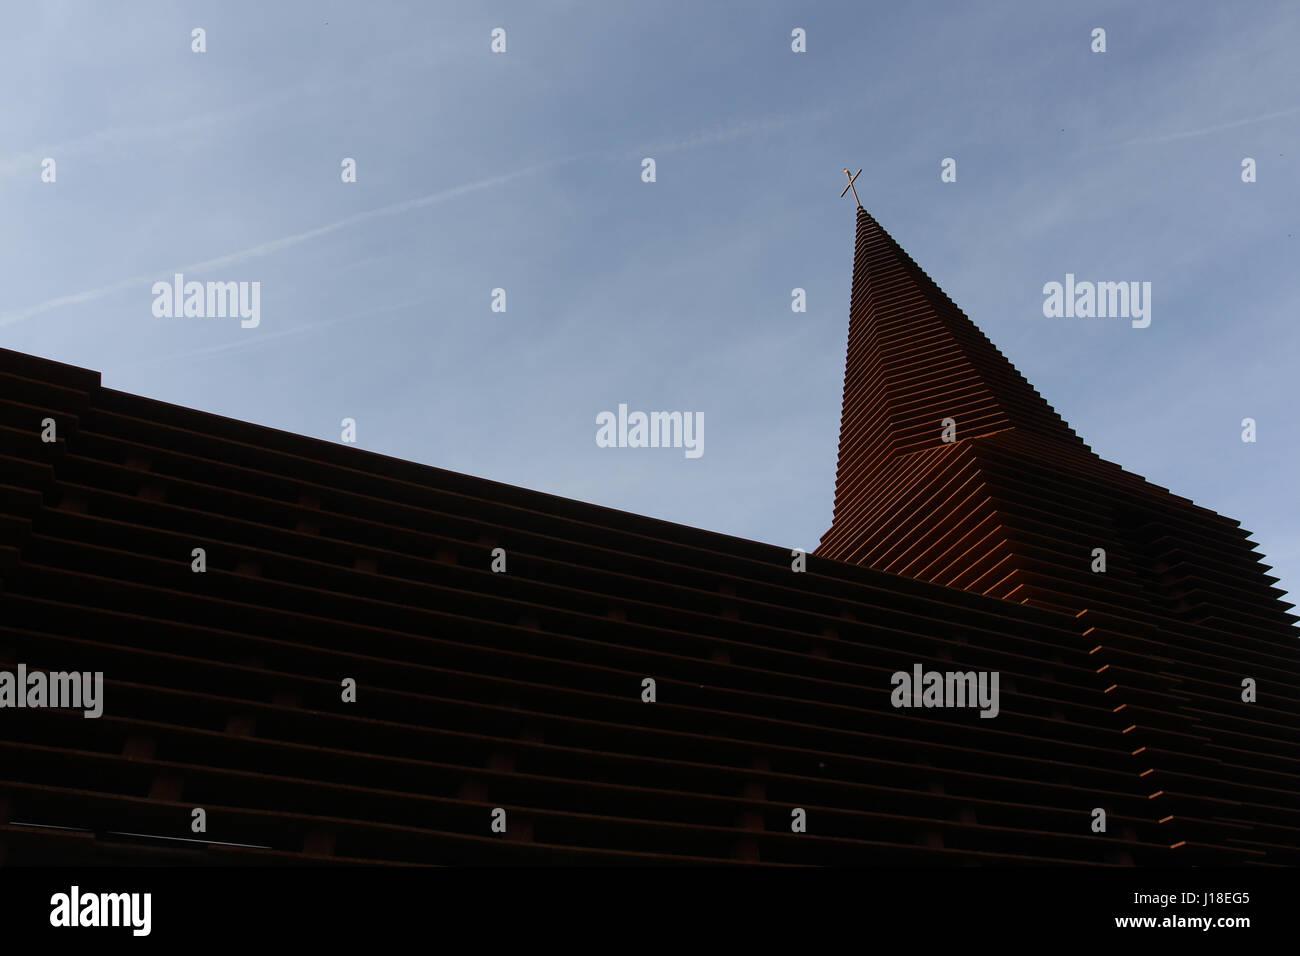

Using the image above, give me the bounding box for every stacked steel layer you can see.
[817,205,1300,862]
[1,210,1296,865]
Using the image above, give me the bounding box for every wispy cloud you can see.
[1,110,825,329]
[0,40,442,181]
[0,83,326,181]
[643,103,836,154]
[0,162,557,327]
[1096,104,1300,150]
[112,295,436,373]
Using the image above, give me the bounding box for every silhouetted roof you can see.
[2,214,1297,864]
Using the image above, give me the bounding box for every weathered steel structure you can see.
[2,208,1296,864]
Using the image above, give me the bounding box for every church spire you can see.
[819,206,1089,563]
[816,205,1295,634]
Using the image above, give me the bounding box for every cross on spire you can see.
[840,168,862,208]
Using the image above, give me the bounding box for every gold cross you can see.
[840,168,862,207]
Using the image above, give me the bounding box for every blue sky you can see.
[4,1,1298,611]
